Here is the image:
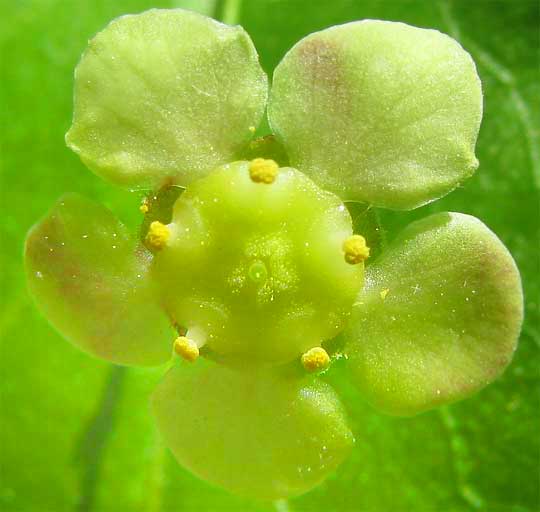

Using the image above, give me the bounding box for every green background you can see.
[1,0,539,511]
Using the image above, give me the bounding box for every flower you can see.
[24,8,523,501]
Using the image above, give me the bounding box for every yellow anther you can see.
[248,125,256,133]
[139,199,149,214]
[343,235,370,264]
[301,347,330,373]
[249,158,279,184]
[380,288,390,300]
[145,221,170,250]
[174,336,199,362]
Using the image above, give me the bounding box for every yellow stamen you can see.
[145,221,170,250]
[139,199,149,214]
[174,336,199,362]
[248,125,256,133]
[343,235,370,264]
[249,158,279,184]
[380,288,389,300]
[301,347,330,373]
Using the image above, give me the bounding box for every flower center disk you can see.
[150,160,364,364]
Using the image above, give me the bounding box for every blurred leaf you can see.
[1,1,538,511]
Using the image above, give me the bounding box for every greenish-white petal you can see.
[66,8,268,189]
[344,212,523,416]
[268,20,482,210]
[152,361,354,500]
[25,194,173,366]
